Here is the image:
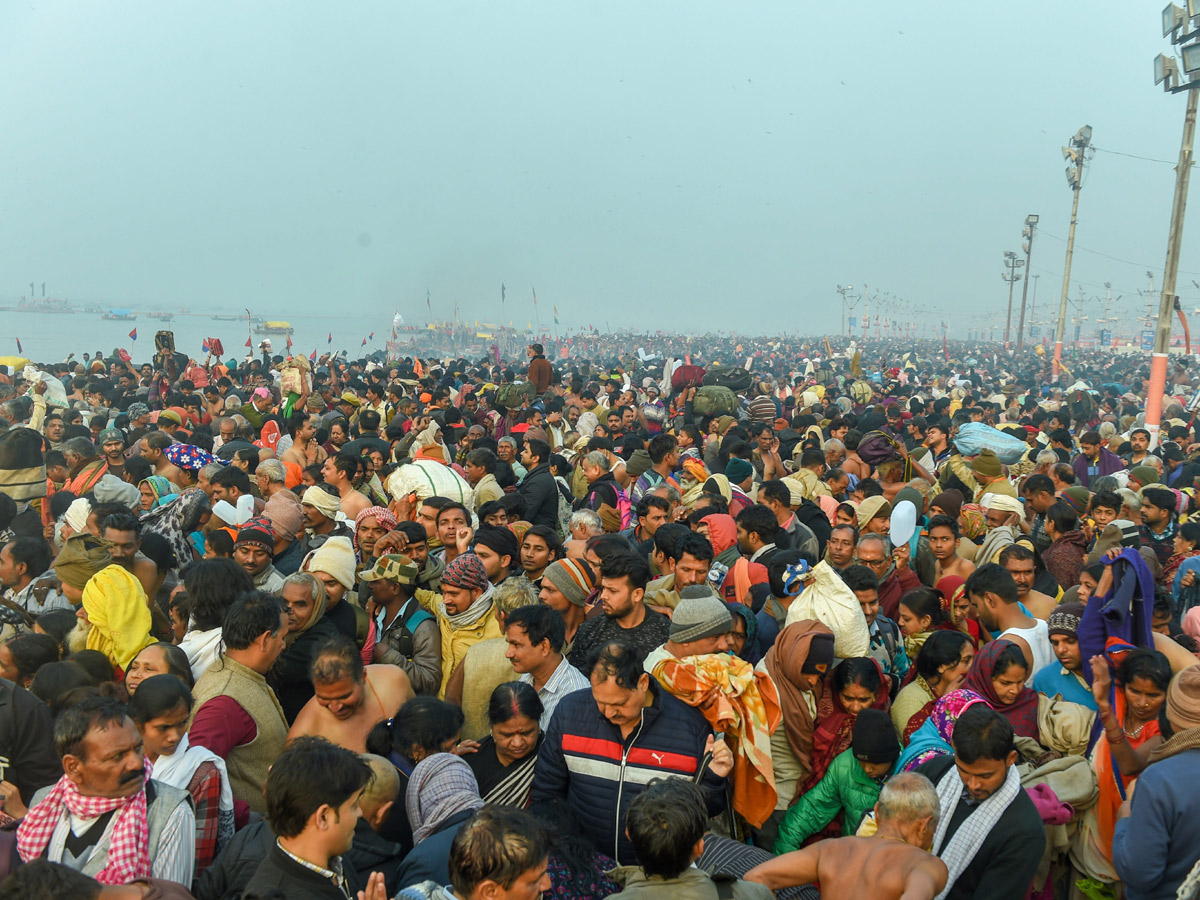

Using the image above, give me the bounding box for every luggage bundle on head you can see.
[495,381,535,410]
[671,364,706,391]
[814,368,836,387]
[0,427,48,502]
[856,430,904,467]
[849,380,873,405]
[693,385,738,418]
[952,422,1029,465]
[702,365,754,392]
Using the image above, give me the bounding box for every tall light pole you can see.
[1053,126,1092,377]
[1002,251,1024,345]
[1016,215,1038,349]
[1147,7,1200,447]
[837,284,854,336]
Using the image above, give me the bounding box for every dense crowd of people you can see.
[0,333,1198,900]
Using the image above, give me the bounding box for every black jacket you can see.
[346,818,405,897]
[518,462,560,531]
[0,678,61,806]
[244,841,358,900]
[194,820,274,900]
[914,755,1045,900]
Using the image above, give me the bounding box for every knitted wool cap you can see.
[801,633,836,674]
[1130,465,1160,487]
[542,558,597,608]
[669,591,733,644]
[304,535,357,590]
[1047,601,1085,639]
[931,490,965,521]
[852,708,900,763]
[235,517,274,553]
[1167,665,1200,732]
[971,449,1002,479]
[1059,486,1092,516]
[442,552,489,592]
[725,458,753,486]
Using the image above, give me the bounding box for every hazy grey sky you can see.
[1,1,1195,338]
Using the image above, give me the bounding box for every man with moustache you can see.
[15,696,197,885]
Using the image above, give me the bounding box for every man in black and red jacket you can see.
[530,640,733,866]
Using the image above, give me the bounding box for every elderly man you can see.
[300,484,353,550]
[531,640,732,866]
[62,437,109,496]
[974,492,1023,566]
[16,696,196,885]
[232,518,286,592]
[254,459,290,501]
[857,533,921,622]
[745,772,947,900]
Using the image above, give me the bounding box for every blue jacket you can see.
[1112,747,1200,900]
[530,682,728,865]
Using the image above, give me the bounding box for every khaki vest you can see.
[459,638,517,741]
[191,655,287,814]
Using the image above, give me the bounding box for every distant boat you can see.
[102,309,137,321]
[147,311,174,320]
[211,314,242,321]
[255,320,293,335]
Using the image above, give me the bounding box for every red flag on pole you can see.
[361,338,367,347]
[286,334,293,349]
[129,328,137,341]
[246,337,252,348]
[327,333,332,345]
[15,338,22,353]
[309,349,317,361]
[202,338,210,353]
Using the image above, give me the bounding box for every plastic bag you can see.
[784,560,870,657]
[21,366,68,409]
[952,422,1028,465]
[385,459,475,509]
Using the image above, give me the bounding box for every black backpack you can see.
[702,365,754,392]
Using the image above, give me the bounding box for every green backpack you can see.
[495,381,535,410]
[693,385,738,417]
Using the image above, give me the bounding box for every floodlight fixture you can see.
[1166,3,1185,37]
[1183,42,1200,74]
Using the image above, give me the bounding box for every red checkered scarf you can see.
[16,759,152,884]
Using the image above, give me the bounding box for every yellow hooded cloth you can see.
[82,565,154,669]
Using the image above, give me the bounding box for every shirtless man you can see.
[100,514,161,600]
[281,412,327,468]
[322,451,370,519]
[286,637,413,752]
[140,431,183,488]
[745,772,947,900]
[928,514,975,581]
